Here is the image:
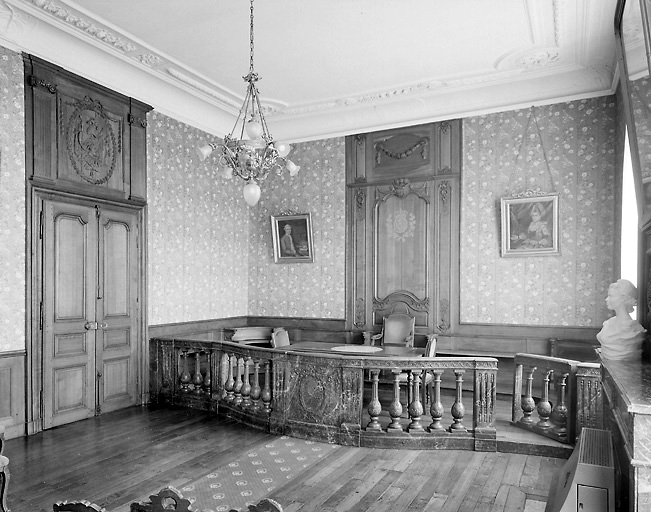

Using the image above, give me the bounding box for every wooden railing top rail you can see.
[155,337,499,369]
[514,353,581,369]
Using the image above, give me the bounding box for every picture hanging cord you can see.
[507,106,556,195]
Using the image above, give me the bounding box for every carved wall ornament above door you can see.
[65,96,118,185]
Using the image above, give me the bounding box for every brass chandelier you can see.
[197,0,299,206]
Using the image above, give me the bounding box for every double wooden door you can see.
[40,197,141,428]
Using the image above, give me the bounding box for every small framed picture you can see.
[270,213,314,263]
[500,194,559,257]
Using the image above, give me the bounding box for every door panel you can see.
[43,202,97,428]
[42,199,140,427]
[96,208,139,413]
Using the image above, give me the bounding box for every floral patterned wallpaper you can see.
[146,112,346,324]
[147,112,250,324]
[246,139,346,318]
[0,47,625,347]
[460,99,619,326]
[0,48,25,352]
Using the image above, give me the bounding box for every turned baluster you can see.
[366,369,382,431]
[407,370,424,432]
[203,352,212,395]
[225,353,235,402]
[449,369,467,431]
[261,361,272,414]
[234,357,244,406]
[520,366,537,424]
[387,369,404,432]
[428,370,445,431]
[250,360,262,411]
[192,351,203,394]
[537,369,554,429]
[241,357,252,409]
[179,349,191,393]
[551,372,569,437]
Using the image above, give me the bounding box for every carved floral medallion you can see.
[66,96,117,185]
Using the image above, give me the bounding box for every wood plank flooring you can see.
[3,406,566,512]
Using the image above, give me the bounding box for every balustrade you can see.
[362,359,496,440]
[511,354,602,444]
[359,358,497,453]
[150,337,498,451]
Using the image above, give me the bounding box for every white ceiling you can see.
[0,0,618,143]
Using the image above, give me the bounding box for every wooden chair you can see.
[244,498,284,512]
[368,313,415,347]
[270,327,290,348]
[367,314,437,404]
[130,487,192,512]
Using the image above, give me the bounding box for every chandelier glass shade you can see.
[197,0,299,207]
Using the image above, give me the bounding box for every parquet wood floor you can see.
[3,406,566,512]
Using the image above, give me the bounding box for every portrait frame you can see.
[270,212,314,263]
[500,193,560,257]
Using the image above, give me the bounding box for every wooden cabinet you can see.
[345,121,461,341]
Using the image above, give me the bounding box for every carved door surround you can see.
[345,121,461,341]
[24,55,151,434]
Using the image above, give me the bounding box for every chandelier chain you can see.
[249,0,255,74]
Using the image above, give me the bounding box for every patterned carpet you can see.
[177,436,340,512]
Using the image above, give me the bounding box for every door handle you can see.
[85,321,108,330]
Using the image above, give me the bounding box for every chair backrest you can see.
[271,327,290,348]
[54,501,106,512]
[424,335,437,357]
[130,487,192,512]
[381,314,415,346]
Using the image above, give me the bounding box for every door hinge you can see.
[39,301,43,330]
[39,209,44,240]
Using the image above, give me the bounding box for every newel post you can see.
[473,360,498,451]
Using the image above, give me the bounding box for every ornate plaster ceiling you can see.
[0,0,617,142]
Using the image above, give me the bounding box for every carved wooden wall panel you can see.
[24,55,150,434]
[24,55,150,204]
[346,121,461,341]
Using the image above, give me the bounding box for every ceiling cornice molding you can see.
[0,0,619,143]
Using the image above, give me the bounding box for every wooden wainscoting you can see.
[149,317,350,344]
[0,351,25,439]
